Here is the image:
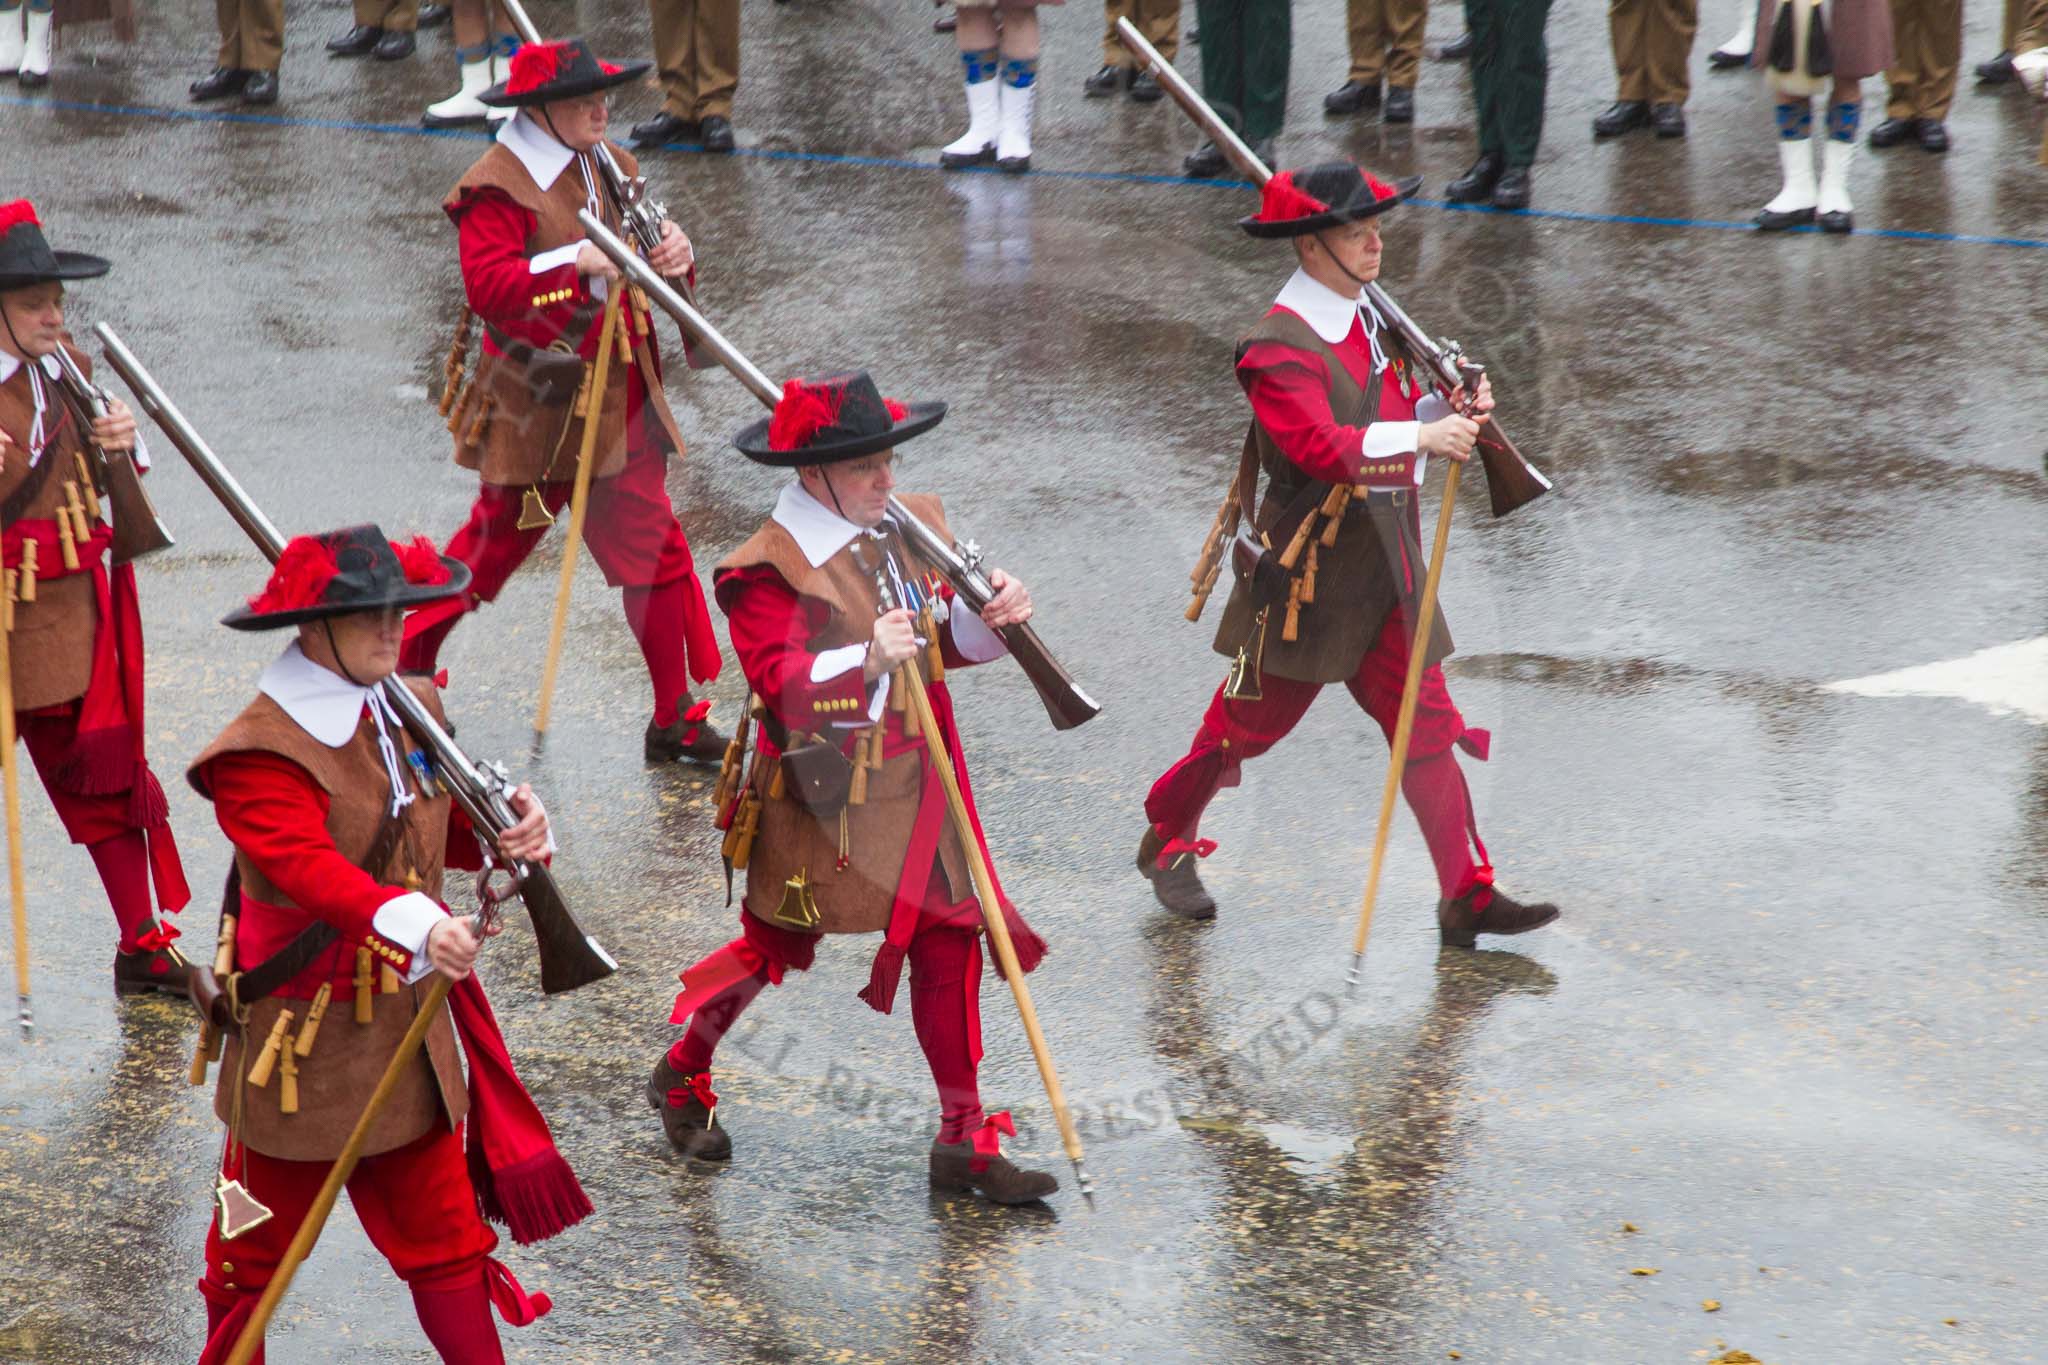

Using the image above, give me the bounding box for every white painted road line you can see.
[1825,636,2048,725]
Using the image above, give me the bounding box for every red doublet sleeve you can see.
[206,750,426,974]
[715,565,872,731]
[451,188,585,349]
[1238,342,1421,491]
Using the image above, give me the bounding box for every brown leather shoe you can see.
[645,707,727,764]
[1437,885,1559,948]
[930,1139,1058,1204]
[113,943,195,997]
[1136,827,1216,920]
[646,1054,733,1159]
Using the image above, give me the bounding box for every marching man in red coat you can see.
[190,525,587,1364]
[649,372,1061,1205]
[403,37,726,765]
[0,199,191,996]
[1136,164,1559,948]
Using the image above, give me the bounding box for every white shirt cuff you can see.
[131,432,151,472]
[1361,421,1420,461]
[948,605,1008,663]
[371,891,446,985]
[810,644,890,726]
[529,241,583,276]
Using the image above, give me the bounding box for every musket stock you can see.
[1113,17,1552,519]
[575,210,1102,732]
[49,344,174,564]
[93,324,617,996]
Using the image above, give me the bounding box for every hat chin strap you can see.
[321,618,377,689]
[1311,228,1377,292]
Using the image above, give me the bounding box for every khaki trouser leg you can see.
[1384,0,1427,87]
[356,0,417,30]
[1886,0,1960,120]
[2018,0,2048,50]
[1103,0,1138,65]
[1646,0,1696,104]
[1608,0,1648,100]
[1348,0,1388,82]
[1139,0,1181,62]
[221,0,284,69]
[692,0,739,118]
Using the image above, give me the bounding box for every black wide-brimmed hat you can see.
[1238,163,1422,239]
[224,525,472,631]
[0,200,111,290]
[733,371,947,468]
[480,36,651,109]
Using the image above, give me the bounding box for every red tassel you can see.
[127,764,169,828]
[858,941,908,1014]
[51,725,133,797]
[997,902,1047,978]
[469,1147,594,1247]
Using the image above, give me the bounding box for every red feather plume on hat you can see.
[505,42,562,95]
[247,536,340,614]
[883,398,907,422]
[1363,172,1399,203]
[393,535,452,587]
[1254,172,1330,224]
[768,380,844,452]
[0,200,40,237]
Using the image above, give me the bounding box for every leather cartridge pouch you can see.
[486,328,586,406]
[1230,526,1287,609]
[777,732,854,817]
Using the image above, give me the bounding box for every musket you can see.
[1112,18,1553,519]
[93,323,617,996]
[575,208,1103,732]
[47,343,175,564]
[490,0,692,300]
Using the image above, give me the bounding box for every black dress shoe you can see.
[326,23,383,56]
[1444,152,1503,202]
[417,2,451,27]
[1817,208,1853,234]
[628,108,696,149]
[1592,98,1649,137]
[189,66,251,101]
[1916,119,1950,152]
[1082,63,1126,97]
[1490,166,1532,209]
[242,69,280,105]
[1975,49,2016,82]
[1867,115,1915,147]
[700,113,736,153]
[1707,45,1750,68]
[1129,68,1162,102]
[372,29,416,60]
[1437,29,1474,60]
[1384,84,1414,123]
[1322,77,1380,115]
[1754,203,1815,231]
[1182,140,1228,178]
[1651,101,1686,137]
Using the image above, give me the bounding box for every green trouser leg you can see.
[1468,0,1553,166]
[1194,0,1291,142]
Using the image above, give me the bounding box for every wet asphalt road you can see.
[3,0,2048,1361]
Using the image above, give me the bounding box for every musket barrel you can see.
[95,324,288,561]
[576,210,780,405]
[1114,19,1271,187]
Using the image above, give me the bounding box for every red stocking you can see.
[89,831,156,952]
[1399,749,1480,899]
[410,1273,506,1365]
[196,1280,263,1365]
[622,580,691,727]
[908,927,984,1145]
[668,968,771,1075]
